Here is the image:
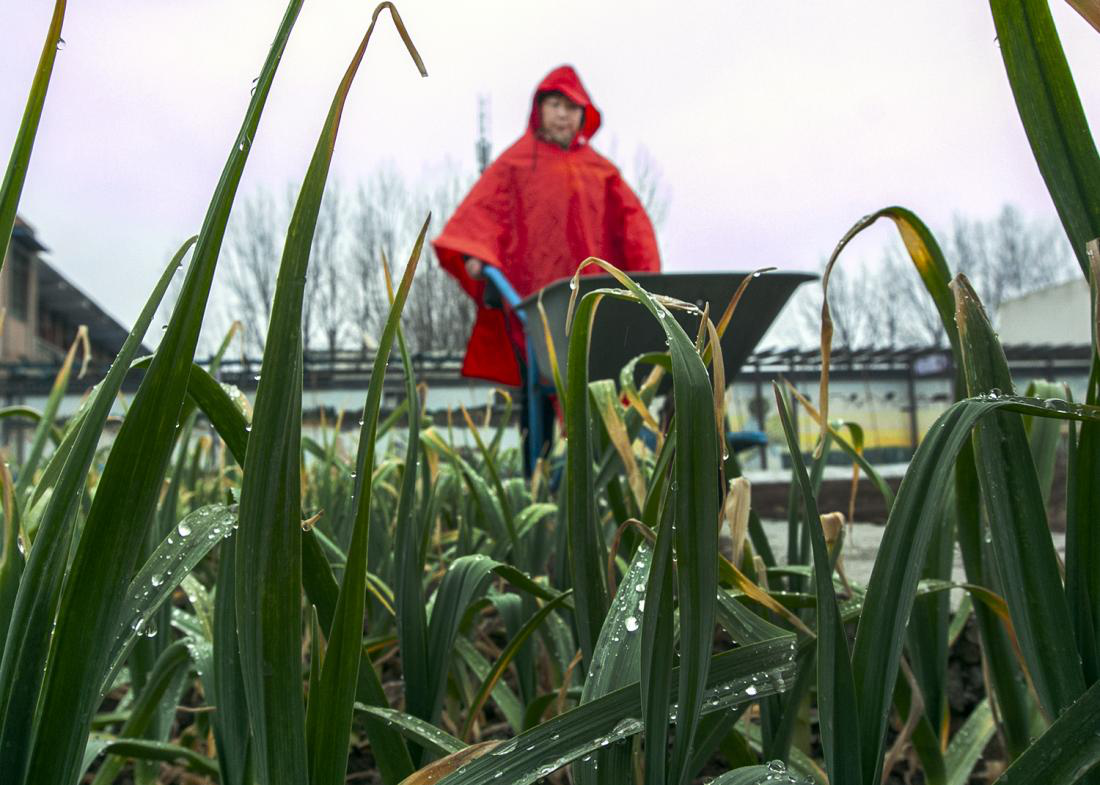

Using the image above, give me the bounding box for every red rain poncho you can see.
[433,65,662,385]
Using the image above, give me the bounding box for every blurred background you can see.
[2,0,1097,471]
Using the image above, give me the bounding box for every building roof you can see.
[12,216,48,253]
[13,217,149,358]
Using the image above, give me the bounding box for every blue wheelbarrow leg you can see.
[726,430,768,455]
[482,266,554,477]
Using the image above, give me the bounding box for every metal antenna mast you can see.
[476,94,492,173]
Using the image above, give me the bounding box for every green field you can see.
[3,3,1100,784]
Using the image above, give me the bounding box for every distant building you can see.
[996,278,1091,346]
[1,217,136,363]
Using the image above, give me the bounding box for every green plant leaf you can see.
[573,544,651,785]
[564,261,722,785]
[0,238,192,783]
[434,636,797,785]
[1069,395,1100,686]
[954,274,1085,720]
[563,290,612,668]
[453,638,525,733]
[355,705,467,757]
[393,321,431,727]
[21,1,304,778]
[301,519,416,785]
[103,504,237,688]
[844,390,1100,784]
[308,139,428,785]
[238,6,425,783]
[990,0,1100,276]
[0,0,66,275]
[213,534,252,785]
[83,735,220,779]
[774,384,863,785]
[710,763,812,784]
[944,699,995,785]
[425,554,505,723]
[460,591,573,739]
[89,641,192,785]
[1024,379,1067,507]
[993,678,1100,783]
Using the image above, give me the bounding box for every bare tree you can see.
[783,204,1078,350]
[877,247,946,347]
[224,190,282,355]
[306,182,347,354]
[946,204,1076,319]
[347,167,413,350]
[402,170,475,354]
[630,146,671,231]
[795,260,876,350]
[217,155,662,358]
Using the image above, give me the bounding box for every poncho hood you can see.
[528,65,602,148]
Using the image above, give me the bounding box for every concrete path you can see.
[757,519,1066,607]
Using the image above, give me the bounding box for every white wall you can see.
[997,279,1091,346]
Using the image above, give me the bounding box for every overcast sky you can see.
[3,1,1099,340]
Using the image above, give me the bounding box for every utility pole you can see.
[476,94,491,173]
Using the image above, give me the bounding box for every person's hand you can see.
[465,257,485,280]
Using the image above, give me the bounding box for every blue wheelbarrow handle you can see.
[481,265,527,324]
[479,264,548,475]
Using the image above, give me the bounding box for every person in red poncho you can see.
[433,65,662,388]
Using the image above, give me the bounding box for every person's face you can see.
[539,93,583,148]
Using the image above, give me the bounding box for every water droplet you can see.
[350,472,357,479]
[569,278,577,290]
[625,616,639,632]
[150,573,165,588]
[177,521,192,537]
[610,717,643,738]
[160,324,168,332]
[752,271,762,278]
[56,37,66,50]
[131,616,146,634]
[746,684,758,696]
[254,374,261,381]
[245,425,253,433]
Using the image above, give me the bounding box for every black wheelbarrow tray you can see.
[515,271,816,387]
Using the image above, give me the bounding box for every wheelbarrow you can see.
[481,267,815,474]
